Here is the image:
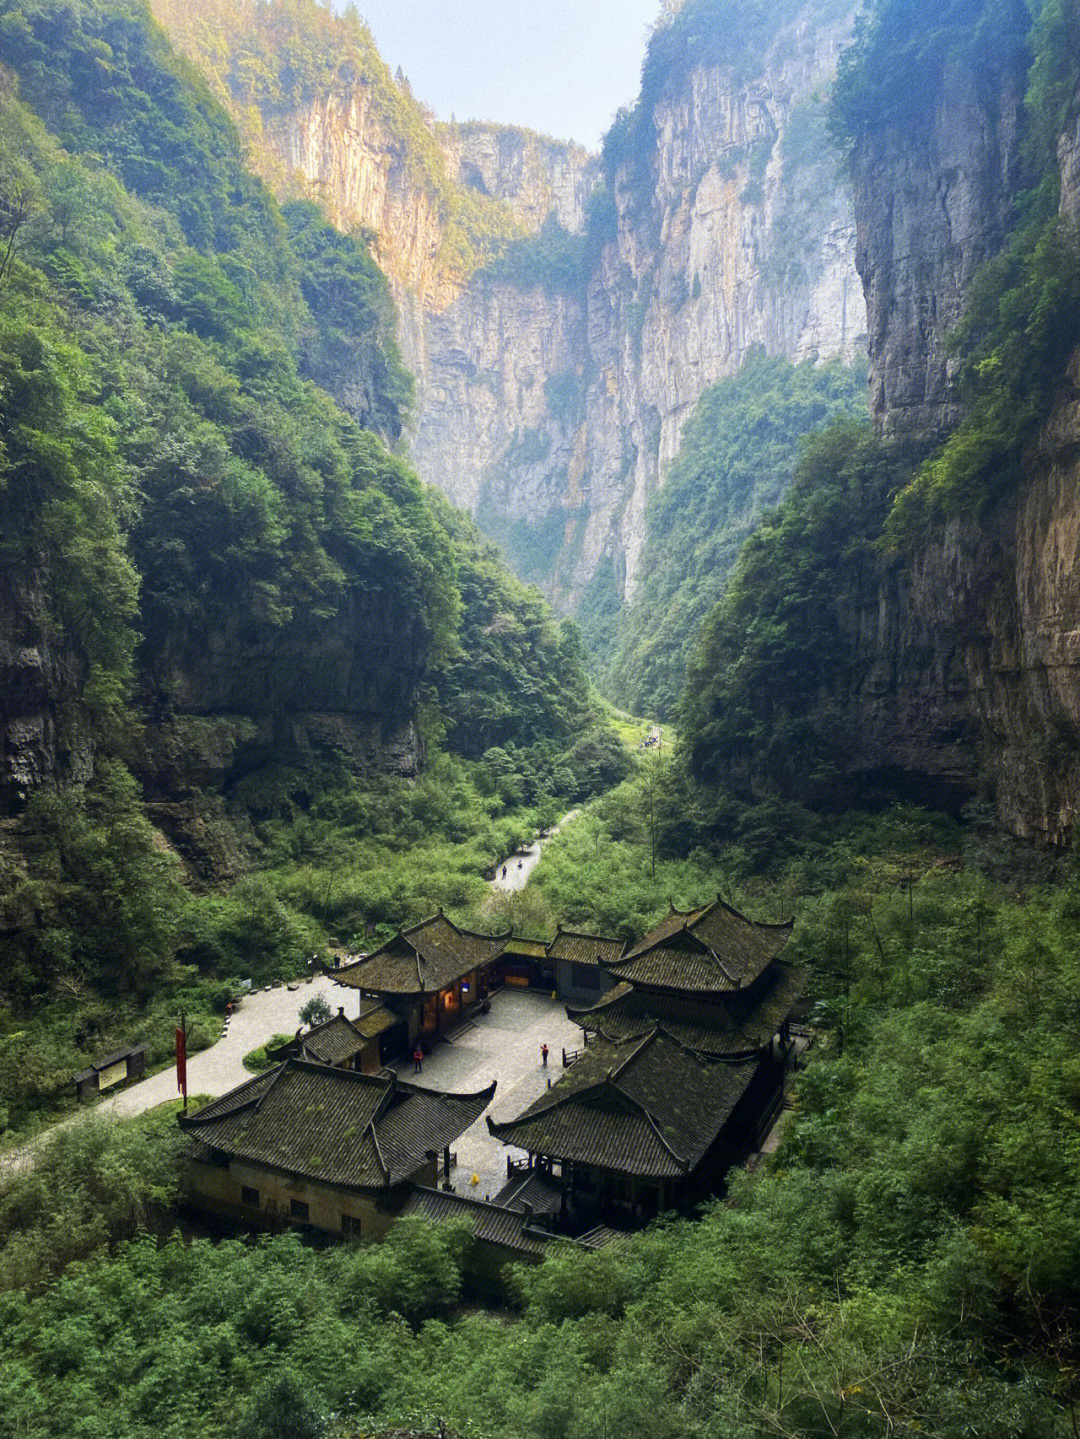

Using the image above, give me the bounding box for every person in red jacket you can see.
[541,1043,549,1068]
[413,1046,424,1074]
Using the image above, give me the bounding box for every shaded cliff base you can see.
[680,348,1080,852]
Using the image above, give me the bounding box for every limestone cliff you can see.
[437,122,598,236]
[415,3,867,606]
[155,0,866,609]
[819,32,1080,845]
[0,572,95,809]
[851,66,1027,438]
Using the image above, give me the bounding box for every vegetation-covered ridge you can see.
[148,0,527,288]
[833,0,1080,543]
[601,351,868,719]
[0,0,618,1142]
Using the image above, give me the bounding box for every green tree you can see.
[237,1371,325,1439]
[299,994,332,1028]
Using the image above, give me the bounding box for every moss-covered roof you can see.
[547,929,627,965]
[180,1060,495,1190]
[606,898,792,995]
[569,962,804,1057]
[488,1031,756,1180]
[336,913,510,997]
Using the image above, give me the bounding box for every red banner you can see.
[176,1026,187,1098]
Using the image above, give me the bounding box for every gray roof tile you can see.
[489,1031,757,1179]
[570,963,804,1056]
[607,898,792,994]
[180,1061,495,1190]
[336,914,510,996]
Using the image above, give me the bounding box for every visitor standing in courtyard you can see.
[541,1042,549,1067]
[413,1046,423,1074]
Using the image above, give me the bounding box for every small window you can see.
[241,1186,260,1207]
[341,1213,362,1237]
[290,1198,310,1221]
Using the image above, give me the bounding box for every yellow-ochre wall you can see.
[183,1154,438,1239]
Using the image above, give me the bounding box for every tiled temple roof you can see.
[604,898,792,996]
[270,1005,395,1067]
[493,1167,565,1216]
[335,913,510,997]
[488,1031,757,1180]
[546,929,627,966]
[179,1060,495,1190]
[400,1187,558,1257]
[502,937,551,960]
[568,962,804,1057]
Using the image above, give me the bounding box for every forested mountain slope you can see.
[0,0,601,799]
[681,0,1080,846]
[593,350,868,715]
[0,0,611,1063]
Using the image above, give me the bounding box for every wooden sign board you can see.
[97,1059,128,1091]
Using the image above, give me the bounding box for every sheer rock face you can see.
[437,123,599,235]
[1060,96,1080,227]
[851,68,1026,439]
[141,584,428,787]
[411,9,866,605]
[218,6,865,609]
[0,568,426,815]
[260,91,452,309]
[0,572,95,811]
[830,61,1080,844]
[828,346,1080,845]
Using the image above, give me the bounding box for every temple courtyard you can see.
[386,987,581,1199]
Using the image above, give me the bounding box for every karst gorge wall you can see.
[152,0,866,608]
[817,26,1080,847]
[146,0,1080,845]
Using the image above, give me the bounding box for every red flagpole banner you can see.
[175,1026,187,1098]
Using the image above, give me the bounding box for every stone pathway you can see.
[3,808,584,1180]
[392,987,581,1200]
[1,972,344,1175]
[491,810,579,893]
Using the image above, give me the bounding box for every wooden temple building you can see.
[332,913,627,1048]
[333,912,510,1048]
[498,927,627,1003]
[179,897,800,1250]
[488,897,801,1229]
[179,1059,495,1239]
[269,1004,401,1074]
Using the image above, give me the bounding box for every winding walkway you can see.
[491,810,579,893]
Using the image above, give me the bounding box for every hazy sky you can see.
[346,0,663,149]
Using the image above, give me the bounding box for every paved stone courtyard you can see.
[391,988,582,1200]
[3,978,583,1198]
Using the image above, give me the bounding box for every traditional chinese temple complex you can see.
[487,898,799,1228]
[179,896,801,1252]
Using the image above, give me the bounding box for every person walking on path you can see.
[541,1043,549,1068]
[413,1046,424,1074]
